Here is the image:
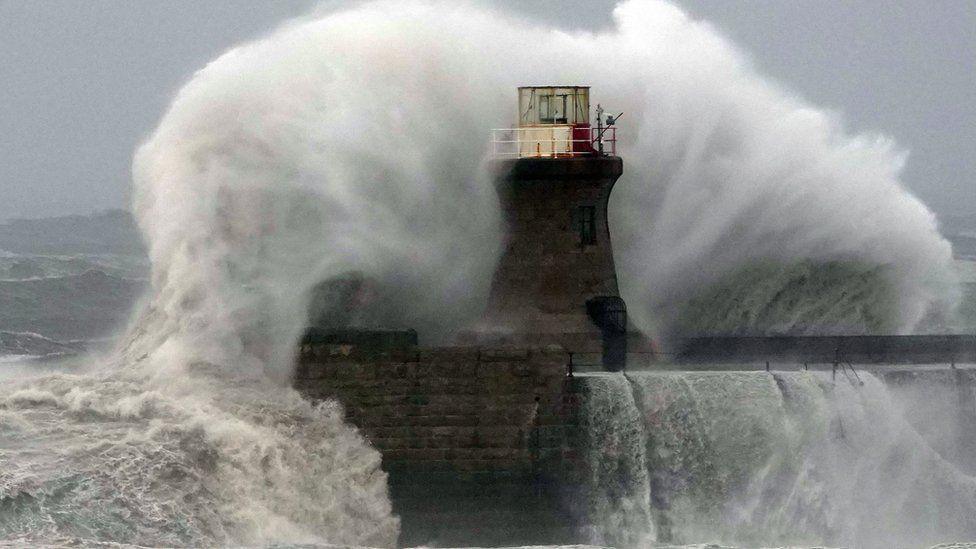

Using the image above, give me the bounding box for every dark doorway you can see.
[586,296,627,371]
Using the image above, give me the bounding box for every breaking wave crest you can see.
[128,0,956,345]
[129,0,956,341]
[0,367,397,546]
[673,259,900,337]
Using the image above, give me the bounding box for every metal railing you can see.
[490,126,616,158]
[564,349,975,376]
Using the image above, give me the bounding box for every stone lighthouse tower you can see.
[483,86,627,370]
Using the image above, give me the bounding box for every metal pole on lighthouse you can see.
[596,104,604,156]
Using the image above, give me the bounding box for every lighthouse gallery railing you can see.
[490,126,616,158]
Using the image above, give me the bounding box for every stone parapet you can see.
[294,342,585,546]
[295,344,580,475]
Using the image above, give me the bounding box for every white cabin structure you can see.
[517,86,590,126]
[493,86,615,158]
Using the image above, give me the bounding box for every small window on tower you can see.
[576,205,597,246]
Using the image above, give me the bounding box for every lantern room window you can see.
[519,87,589,126]
[539,95,550,123]
[539,95,568,124]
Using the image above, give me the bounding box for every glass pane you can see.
[539,95,550,122]
[553,95,567,123]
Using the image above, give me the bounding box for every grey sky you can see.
[1,0,973,222]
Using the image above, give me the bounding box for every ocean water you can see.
[0,357,398,547]
[0,251,146,358]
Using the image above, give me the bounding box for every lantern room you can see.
[517,86,590,126]
[492,86,616,159]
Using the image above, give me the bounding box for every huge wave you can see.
[0,0,961,546]
[131,0,957,343]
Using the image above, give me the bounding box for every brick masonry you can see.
[294,339,586,546]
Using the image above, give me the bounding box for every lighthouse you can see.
[483,86,627,370]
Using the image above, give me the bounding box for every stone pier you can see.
[293,330,586,546]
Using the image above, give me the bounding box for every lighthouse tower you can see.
[484,86,627,370]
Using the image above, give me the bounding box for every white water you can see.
[0,0,964,546]
[0,365,397,546]
[578,371,976,548]
[576,374,657,546]
[129,0,956,344]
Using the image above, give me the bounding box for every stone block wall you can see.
[294,341,585,546]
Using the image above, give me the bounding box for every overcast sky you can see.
[1,0,973,222]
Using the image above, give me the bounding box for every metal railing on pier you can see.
[563,348,976,377]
